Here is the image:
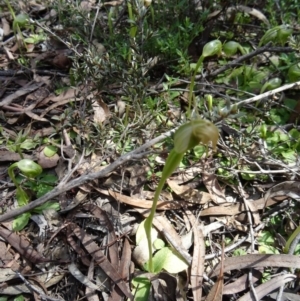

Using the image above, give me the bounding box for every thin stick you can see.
[235,81,300,107]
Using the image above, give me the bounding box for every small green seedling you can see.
[143,119,219,273]
[8,159,59,231]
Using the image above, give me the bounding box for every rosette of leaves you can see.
[8,159,59,231]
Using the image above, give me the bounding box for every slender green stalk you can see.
[145,150,184,272]
[284,225,300,253]
[187,55,204,118]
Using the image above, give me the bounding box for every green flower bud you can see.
[174,119,219,154]
[202,40,222,58]
[14,14,30,28]
[277,25,293,45]
[260,124,267,139]
[223,41,240,56]
[206,94,213,111]
[230,104,238,114]
[17,159,42,178]
[259,25,292,46]
[288,63,300,82]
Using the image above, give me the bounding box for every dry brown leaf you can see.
[238,274,296,301]
[68,263,101,291]
[116,100,126,117]
[154,215,186,250]
[223,269,261,295]
[0,81,44,107]
[202,173,226,204]
[103,1,123,6]
[205,242,224,301]
[208,5,270,27]
[92,98,110,124]
[201,202,242,216]
[80,1,96,11]
[187,211,205,301]
[37,149,60,169]
[1,17,10,36]
[32,126,56,137]
[244,199,261,225]
[72,225,133,300]
[167,179,211,204]
[25,110,49,122]
[120,238,131,281]
[109,189,183,210]
[0,150,34,162]
[82,204,119,273]
[264,181,300,207]
[39,87,78,107]
[0,226,48,264]
[210,254,300,277]
[86,260,100,301]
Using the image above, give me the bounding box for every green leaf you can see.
[23,37,35,44]
[193,145,206,159]
[44,145,58,157]
[20,138,38,150]
[131,277,151,301]
[14,295,25,301]
[36,183,54,198]
[152,247,189,273]
[288,63,300,82]
[257,231,275,245]
[241,171,256,180]
[233,248,246,256]
[39,173,58,184]
[16,187,30,206]
[259,245,279,254]
[13,213,31,231]
[33,201,60,213]
[293,244,300,255]
[280,149,296,162]
[153,238,165,250]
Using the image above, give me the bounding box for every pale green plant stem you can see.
[145,149,184,272]
[127,2,137,63]
[108,9,113,37]
[284,225,300,253]
[188,55,204,117]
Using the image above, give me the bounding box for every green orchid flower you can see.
[144,119,219,272]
